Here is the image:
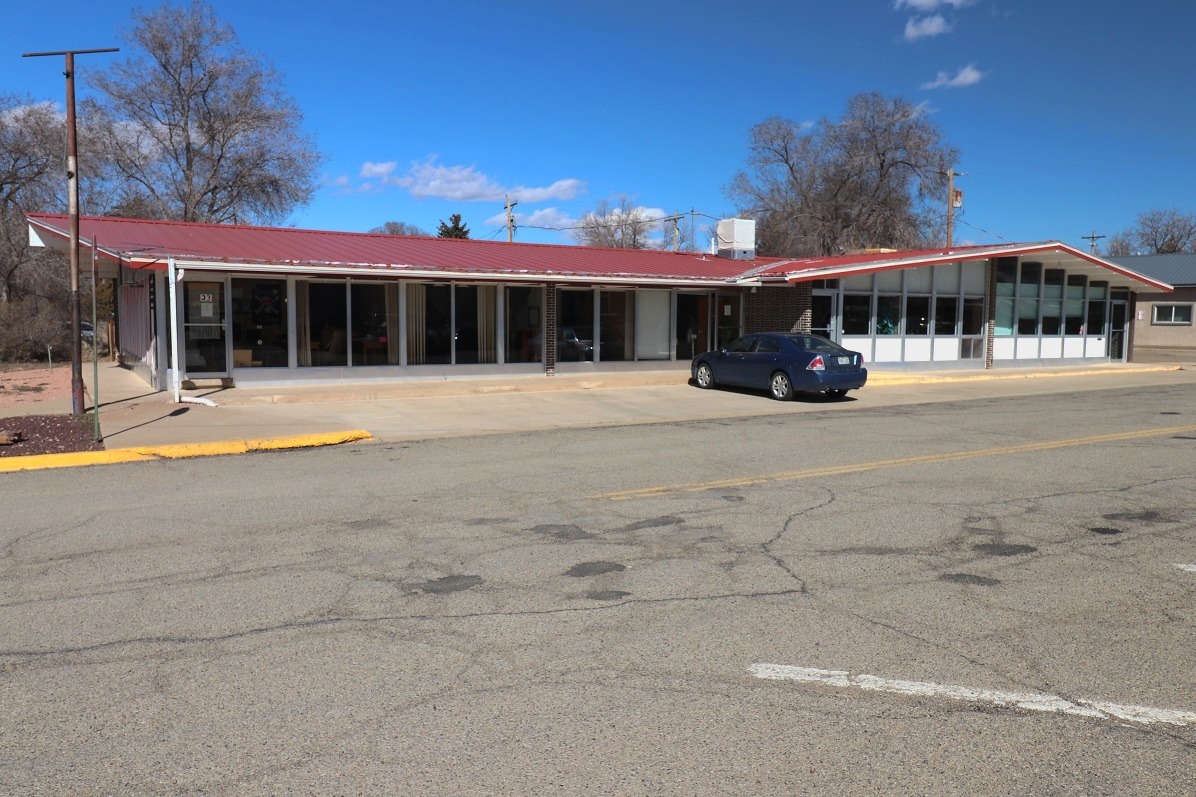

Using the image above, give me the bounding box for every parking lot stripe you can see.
[1175,564,1196,573]
[592,423,1196,501]
[749,664,1196,727]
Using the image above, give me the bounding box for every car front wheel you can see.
[770,371,794,401]
[695,363,714,389]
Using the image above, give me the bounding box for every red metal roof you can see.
[754,241,1174,292]
[26,213,780,284]
[25,213,1172,292]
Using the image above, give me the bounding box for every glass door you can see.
[811,292,839,341]
[1108,301,1127,360]
[715,293,742,349]
[183,281,228,375]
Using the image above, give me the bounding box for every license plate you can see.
[837,356,851,365]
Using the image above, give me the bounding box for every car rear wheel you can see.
[770,371,794,401]
[825,388,848,399]
[695,362,714,389]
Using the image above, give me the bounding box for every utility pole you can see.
[945,168,966,248]
[23,47,118,416]
[1081,231,1106,254]
[504,194,519,242]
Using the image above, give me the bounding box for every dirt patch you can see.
[0,414,104,457]
[0,365,72,410]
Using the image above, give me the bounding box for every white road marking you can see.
[1175,563,1196,573]
[749,664,1196,727]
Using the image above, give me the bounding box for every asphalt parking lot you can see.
[1,372,1194,795]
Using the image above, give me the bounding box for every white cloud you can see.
[904,14,951,40]
[921,64,985,89]
[894,0,974,10]
[393,157,586,203]
[484,207,579,231]
[360,161,397,179]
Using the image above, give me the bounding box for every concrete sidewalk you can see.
[2,360,1191,452]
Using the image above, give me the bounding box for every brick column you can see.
[744,285,809,333]
[794,283,812,333]
[1126,294,1137,362]
[984,259,997,369]
[544,283,557,375]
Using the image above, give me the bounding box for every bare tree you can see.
[574,196,657,249]
[88,1,322,225]
[371,220,429,236]
[0,96,62,303]
[727,92,958,257]
[1114,208,1196,255]
[1103,232,1133,258]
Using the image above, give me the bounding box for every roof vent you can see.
[716,218,756,261]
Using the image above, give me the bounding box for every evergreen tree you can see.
[437,214,471,239]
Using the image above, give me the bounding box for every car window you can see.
[756,337,783,354]
[783,334,846,354]
[724,336,755,353]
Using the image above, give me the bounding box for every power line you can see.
[955,217,1011,243]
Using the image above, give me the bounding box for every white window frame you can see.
[1151,304,1194,325]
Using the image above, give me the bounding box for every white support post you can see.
[168,258,182,403]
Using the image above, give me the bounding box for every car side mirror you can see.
[719,348,727,354]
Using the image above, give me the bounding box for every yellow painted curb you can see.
[869,365,1182,387]
[0,430,372,473]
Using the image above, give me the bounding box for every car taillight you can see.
[806,355,825,371]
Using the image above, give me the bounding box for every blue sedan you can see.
[691,333,868,400]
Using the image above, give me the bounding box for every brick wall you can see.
[743,285,811,334]
[544,284,557,375]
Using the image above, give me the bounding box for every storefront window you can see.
[995,259,1016,335]
[1019,262,1042,297]
[1041,269,1064,335]
[876,295,901,335]
[231,278,287,367]
[506,286,543,363]
[600,290,635,361]
[557,289,595,362]
[297,282,347,367]
[1087,280,1108,335]
[934,296,958,335]
[1018,299,1039,335]
[843,294,871,335]
[962,297,985,335]
[1065,275,1086,335]
[455,285,498,364]
[351,283,397,365]
[407,283,451,365]
[906,296,930,335]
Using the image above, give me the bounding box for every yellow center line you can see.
[590,423,1196,501]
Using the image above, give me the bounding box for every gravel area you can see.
[0,364,104,456]
[0,414,104,457]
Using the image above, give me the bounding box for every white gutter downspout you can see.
[167,257,217,408]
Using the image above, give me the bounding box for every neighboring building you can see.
[1107,254,1196,361]
[26,214,1171,392]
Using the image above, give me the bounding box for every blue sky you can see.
[5,1,1195,249]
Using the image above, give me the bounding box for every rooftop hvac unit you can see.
[716,218,756,261]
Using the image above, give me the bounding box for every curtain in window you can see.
[387,283,400,364]
[297,282,311,367]
[407,283,426,364]
[476,285,496,362]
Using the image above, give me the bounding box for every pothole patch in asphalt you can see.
[417,575,484,594]
[565,561,627,577]
[532,524,595,541]
[972,543,1037,557]
[586,590,632,601]
[939,573,1001,586]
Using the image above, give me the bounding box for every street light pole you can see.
[23,47,118,416]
